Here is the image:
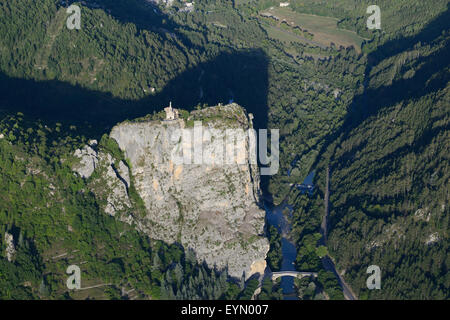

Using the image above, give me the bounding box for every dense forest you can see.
[0,0,448,299]
[318,23,449,299]
[287,1,449,299]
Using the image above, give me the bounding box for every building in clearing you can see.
[280,2,290,7]
[164,102,179,120]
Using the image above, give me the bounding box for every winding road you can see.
[321,166,357,300]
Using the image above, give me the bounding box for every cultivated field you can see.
[259,7,365,51]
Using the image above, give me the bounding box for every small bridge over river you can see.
[251,270,318,299]
[271,271,317,281]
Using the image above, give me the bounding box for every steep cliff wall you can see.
[102,104,269,279]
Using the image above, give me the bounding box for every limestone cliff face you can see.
[109,104,269,279]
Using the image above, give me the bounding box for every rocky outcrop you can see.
[117,161,131,189]
[99,153,132,217]
[109,104,269,279]
[425,232,440,246]
[4,232,15,262]
[72,140,132,218]
[72,141,98,179]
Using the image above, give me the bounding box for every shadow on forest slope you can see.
[0,49,269,137]
[311,5,450,173]
[0,1,270,137]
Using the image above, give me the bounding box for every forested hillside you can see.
[308,6,450,299]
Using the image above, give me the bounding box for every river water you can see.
[264,171,315,299]
[265,202,298,299]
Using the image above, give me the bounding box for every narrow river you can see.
[265,202,298,299]
[264,171,315,299]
